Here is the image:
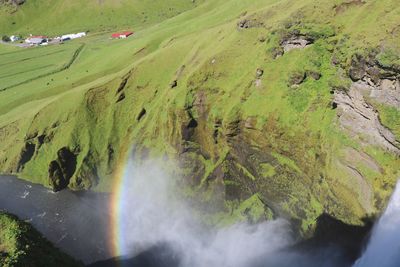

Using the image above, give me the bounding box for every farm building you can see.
[111,31,134,39]
[25,36,47,45]
[61,32,86,41]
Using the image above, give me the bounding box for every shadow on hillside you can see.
[294,213,375,266]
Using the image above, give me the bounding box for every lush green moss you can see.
[375,104,400,140]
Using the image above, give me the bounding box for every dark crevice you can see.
[116,77,129,95]
[116,92,125,103]
[182,118,198,141]
[137,108,147,121]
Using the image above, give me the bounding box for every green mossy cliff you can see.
[0,0,399,236]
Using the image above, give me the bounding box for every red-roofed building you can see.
[111,31,134,39]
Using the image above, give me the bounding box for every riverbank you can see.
[0,211,82,266]
[0,175,111,264]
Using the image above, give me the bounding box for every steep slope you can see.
[0,0,399,236]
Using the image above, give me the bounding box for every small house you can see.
[25,35,47,45]
[111,31,134,39]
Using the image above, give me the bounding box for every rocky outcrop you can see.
[48,147,77,191]
[288,71,307,87]
[237,18,264,29]
[0,0,25,6]
[348,53,400,108]
[170,80,178,88]
[281,37,313,52]
[334,0,365,15]
[333,52,400,154]
[334,85,400,154]
[353,79,400,109]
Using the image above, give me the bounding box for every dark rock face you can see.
[137,108,147,121]
[307,70,321,80]
[349,54,367,81]
[48,147,77,191]
[170,80,178,88]
[296,213,373,264]
[116,92,126,103]
[116,76,129,103]
[13,0,25,5]
[74,155,98,190]
[237,18,264,29]
[17,142,35,172]
[288,71,307,86]
[256,68,264,78]
[181,118,198,141]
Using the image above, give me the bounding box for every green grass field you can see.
[0,0,399,235]
[0,0,199,35]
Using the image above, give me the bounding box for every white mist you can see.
[353,181,400,267]
[117,160,293,267]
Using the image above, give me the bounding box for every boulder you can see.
[349,54,367,81]
[288,71,306,86]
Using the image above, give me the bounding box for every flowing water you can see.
[0,175,111,264]
[353,181,400,267]
[1,170,399,267]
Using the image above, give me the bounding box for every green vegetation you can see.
[0,0,399,239]
[375,104,400,140]
[1,35,10,42]
[0,212,81,267]
[0,43,83,90]
[0,0,199,36]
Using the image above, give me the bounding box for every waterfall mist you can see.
[115,160,358,267]
[353,181,400,267]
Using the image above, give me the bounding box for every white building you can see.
[10,35,20,42]
[61,32,86,41]
[25,36,47,45]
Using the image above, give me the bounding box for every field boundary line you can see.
[0,44,85,92]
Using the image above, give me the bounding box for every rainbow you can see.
[109,159,129,258]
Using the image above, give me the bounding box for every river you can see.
[1,173,399,267]
[0,175,111,264]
